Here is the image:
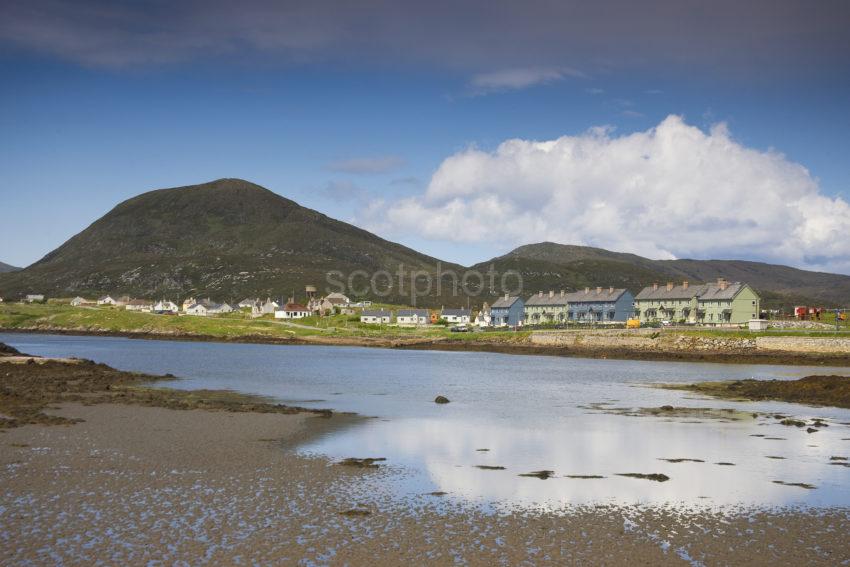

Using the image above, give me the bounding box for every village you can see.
[10,276,845,332]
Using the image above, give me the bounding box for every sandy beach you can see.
[2,399,849,565]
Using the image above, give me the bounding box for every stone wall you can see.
[755,336,850,354]
[530,330,849,354]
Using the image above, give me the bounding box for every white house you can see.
[206,302,234,315]
[252,298,278,317]
[97,295,117,306]
[153,300,179,313]
[275,302,310,319]
[24,294,45,303]
[185,303,209,316]
[238,298,258,309]
[70,296,94,307]
[474,303,491,328]
[397,309,430,326]
[125,299,154,311]
[325,292,351,306]
[360,309,392,324]
[182,297,197,312]
[441,308,471,325]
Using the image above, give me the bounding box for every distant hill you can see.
[0,179,463,305]
[472,242,850,309]
[0,261,20,273]
[1,181,847,310]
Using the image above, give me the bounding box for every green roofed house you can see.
[634,279,760,325]
[524,290,571,324]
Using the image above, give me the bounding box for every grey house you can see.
[564,287,634,322]
[490,294,525,327]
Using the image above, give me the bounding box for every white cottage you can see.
[360,309,392,324]
[397,309,430,326]
[275,302,310,319]
[153,300,179,313]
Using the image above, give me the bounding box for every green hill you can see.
[0,179,462,305]
[472,242,850,310]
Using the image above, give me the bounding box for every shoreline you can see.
[4,325,850,367]
[2,344,850,563]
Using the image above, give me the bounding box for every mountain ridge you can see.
[0,261,20,273]
[1,179,848,309]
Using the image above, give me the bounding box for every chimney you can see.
[717,277,728,290]
[549,290,554,298]
[682,280,689,290]
[609,286,614,294]
[560,290,565,297]
[504,293,509,300]
[538,291,543,297]
[652,282,659,291]
[666,282,674,291]
[596,286,602,294]
[584,287,590,294]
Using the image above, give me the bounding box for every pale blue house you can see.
[490,294,525,327]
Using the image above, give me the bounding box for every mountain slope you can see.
[0,261,20,273]
[475,242,850,308]
[2,182,848,310]
[0,179,462,304]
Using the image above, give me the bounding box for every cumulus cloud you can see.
[371,115,850,272]
[468,67,583,95]
[326,156,404,174]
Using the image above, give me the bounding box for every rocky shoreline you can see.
[4,325,850,366]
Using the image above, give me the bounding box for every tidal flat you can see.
[2,334,850,564]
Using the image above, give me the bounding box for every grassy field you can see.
[1,303,846,345]
[0,303,526,343]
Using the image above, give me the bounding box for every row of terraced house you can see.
[476,278,760,327]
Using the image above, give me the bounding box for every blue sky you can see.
[1,1,849,271]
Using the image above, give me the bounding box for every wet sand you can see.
[2,403,849,565]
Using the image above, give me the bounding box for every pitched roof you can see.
[442,308,471,316]
[492,296,522,309]
[635,284,703,300]
[361,309,391,317]
[635,282,750,301]
[398,309,429,317]
[697,282,747,300]
[283,302,308,311]
[525,292,570,306]
[562,288,628,303]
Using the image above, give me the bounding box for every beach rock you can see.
[339,457,386,468]
[772,480,816,490]
[434,395,450,404]
[475,465,506,470]
[616,473,670,482]
[519,470,555,480]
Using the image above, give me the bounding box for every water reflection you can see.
[3,332,848,508]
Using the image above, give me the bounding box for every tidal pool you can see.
[4,332,849,509]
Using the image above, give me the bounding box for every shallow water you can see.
[3,332,849,509]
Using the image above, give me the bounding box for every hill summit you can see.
[0,178,455,303]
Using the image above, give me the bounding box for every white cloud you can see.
[369,115,850,272]
[326,155,404,174]
[468,67,583,95]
